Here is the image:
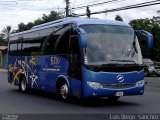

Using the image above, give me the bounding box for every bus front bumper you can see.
[83,81,145,98]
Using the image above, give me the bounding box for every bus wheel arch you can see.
[56,76,70,100]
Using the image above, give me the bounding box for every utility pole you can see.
[86,6,91,18]
[65,0,70,17]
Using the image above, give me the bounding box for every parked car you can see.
[153,62,160,76]
[143,58,156,76]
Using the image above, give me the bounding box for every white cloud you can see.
[0,0,159,31]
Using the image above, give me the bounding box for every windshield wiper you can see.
[109,59,138,65]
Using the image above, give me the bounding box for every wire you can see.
[0,0,16,2]
[73,0,109,8]
[71,0,125,10]
[77,0,160,16]
[0,1,65,11]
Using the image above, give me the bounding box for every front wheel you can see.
[57,82,69,100]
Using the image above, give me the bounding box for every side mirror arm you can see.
[73,27,87,48]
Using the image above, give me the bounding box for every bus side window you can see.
[41,35,58,55]
[54,29,70,55]
[21,38,42,56]
[9,42,18,56]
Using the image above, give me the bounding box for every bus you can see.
[8,17,153,101]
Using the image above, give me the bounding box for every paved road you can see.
[0,71,160,114]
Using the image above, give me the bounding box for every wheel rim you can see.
[21,78,26,92]
[60,83,68,99]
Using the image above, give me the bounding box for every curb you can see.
[0,69,8,72]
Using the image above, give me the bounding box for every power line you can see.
[0,1,16,2]
[72,0,107,7]
[71,0,125,10]
[77,0,160,16]
[0,1,65,11]
[0,0,45,2]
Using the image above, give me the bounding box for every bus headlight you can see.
[87,81,103,89]
[135,80,145,87]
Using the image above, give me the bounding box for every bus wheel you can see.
[58,82,69,100]
[19,77,28,93]
[108,96,120,102]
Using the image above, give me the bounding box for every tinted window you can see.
[10,43,17,51]
[22,39,43,56]
[54,29,70,55]
[9,40,20,56]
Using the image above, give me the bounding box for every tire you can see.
[57,82,69,100]
[108,96,120,102]
[19,77,28,93]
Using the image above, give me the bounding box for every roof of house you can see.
[0,46,7,51]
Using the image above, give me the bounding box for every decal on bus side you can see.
[8,56,38,88]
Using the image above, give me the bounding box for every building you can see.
[0,46,7,68]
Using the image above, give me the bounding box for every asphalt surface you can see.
[0,71,160,116]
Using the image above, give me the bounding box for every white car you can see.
[143,58,156,76]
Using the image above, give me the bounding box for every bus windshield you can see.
[80,24,142,65]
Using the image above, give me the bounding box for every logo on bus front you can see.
[116,75,124,82]
[51,56,60,65]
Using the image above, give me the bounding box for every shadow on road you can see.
[9,88,141,108]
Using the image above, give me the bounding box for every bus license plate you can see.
[116,92,124,96]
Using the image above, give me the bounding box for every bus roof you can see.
[10,17,130,37]
[32,17,129,29]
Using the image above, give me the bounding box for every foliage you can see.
[129,17,160,61]
[0,25,12,42]
[0,38,7,46]
[115,15,123,22]
[17,11,63,32]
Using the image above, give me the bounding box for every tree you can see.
[0,36,7,46]
[18,22,26,32]
[17,11,63,32]
[129,17,160,61]
[115,15,123,22]
[34,18,43,25]
[1,25,12,42]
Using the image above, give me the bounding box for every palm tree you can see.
[1,25,12,42]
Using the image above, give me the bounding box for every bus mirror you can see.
[135,30,153,48]
[74,28,87,48]
[147,36,153,48]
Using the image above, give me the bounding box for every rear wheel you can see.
[19,77,28,93]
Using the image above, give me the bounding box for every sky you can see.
[0,0,159,31]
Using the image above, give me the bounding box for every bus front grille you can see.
[102,83,136,89]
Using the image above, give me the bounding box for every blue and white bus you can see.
[8,17,153,101]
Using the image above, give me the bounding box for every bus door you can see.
[69,34,82,97]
